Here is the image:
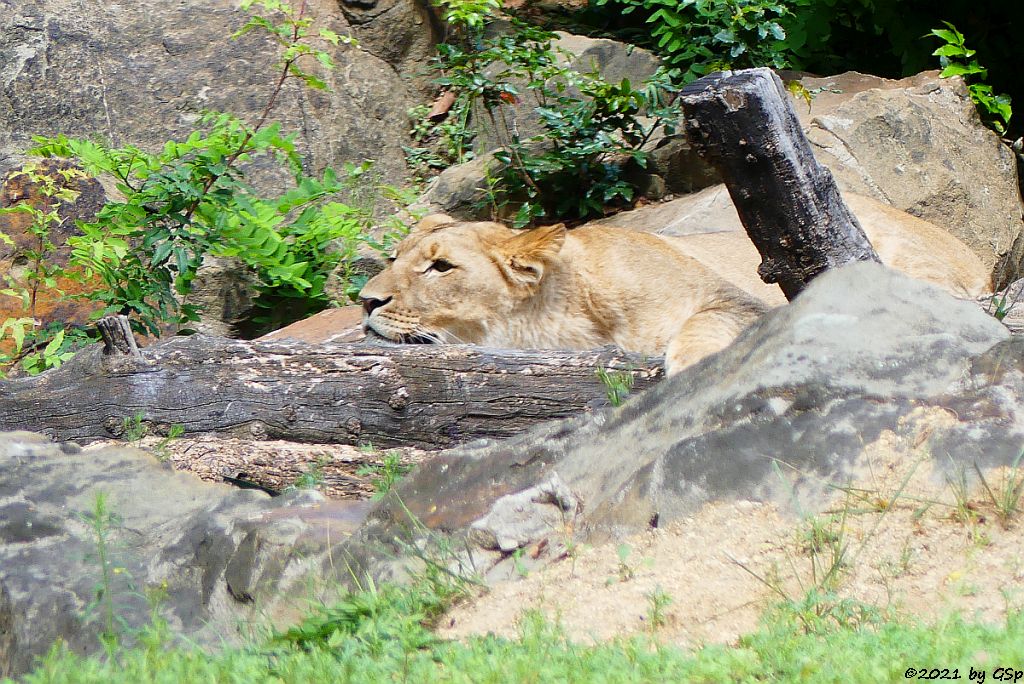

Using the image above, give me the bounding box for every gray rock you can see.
[338,0,443,95]
[0,0,416,191]
[347,263,1020,579]
[182,256,259,338]
[418,152,506,220]
[468,472,578,552]
[0,433,371,677]
[638,132,722,196]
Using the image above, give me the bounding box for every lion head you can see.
[358,215,567,345]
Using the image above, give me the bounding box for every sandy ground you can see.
[440,411,1024,647]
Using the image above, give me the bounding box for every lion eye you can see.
[430,259,456,273]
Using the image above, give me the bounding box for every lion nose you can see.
[361,295,392,317]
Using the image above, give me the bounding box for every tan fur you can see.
[669,193,990,307]
[359,195,991,375]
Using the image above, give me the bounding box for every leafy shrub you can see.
[427,11,681,225]
[28,119,373,338]
[0,0,377,374]
[583,0,1018,138]
[595,0,793,83]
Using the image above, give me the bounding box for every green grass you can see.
[9,580,1024,684]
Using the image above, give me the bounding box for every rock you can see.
[795,71,1024,287]
[418,152,506,220]
[337,0,443,94]
[0,432,371,676]
[468,472,578,552]
[0,0,416,191]
[638,132,722,196]
[346,263,1020,579]
[592,183,738,235]
[258,305,365,344]
[182,257,259,338]
[0,160,108,343]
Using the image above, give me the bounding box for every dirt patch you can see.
[85,435,433,499]
[441,408,1024,646]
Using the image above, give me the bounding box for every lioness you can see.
[359,196,990,374]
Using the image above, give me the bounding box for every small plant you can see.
[596,366,635,407]
[0,164,98,376]
[945,463,982,526]
[290,456,330,491]
[974,452,1024,528]
[511,547,530,578]
[881,538,915,579]
[989,284,1022,322]
[403,103,476,181]
[597,0,792,84]
[357,451,413,499]
[645,585,673,632]
[152,424,185,462]
[930,21,1012,135]
[612,542,636,583]
[122,412,148,443]
[82,492,128,649]
[798,512,848,593]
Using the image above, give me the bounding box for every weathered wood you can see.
[96,314,142,358]
[681,67,880,300]
[0,336,663,448]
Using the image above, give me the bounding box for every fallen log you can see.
[0,331,663,449]
[680,67,880,300]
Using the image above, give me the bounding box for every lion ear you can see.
[412,213,457,234]
[498,223,566,287]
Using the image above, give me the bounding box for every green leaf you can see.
[315,51,335,70]
[151,241,174,266]
[939,62,985,78]
[11,321,25,352]
[43,329,66,357]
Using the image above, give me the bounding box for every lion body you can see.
[359,195,991,374]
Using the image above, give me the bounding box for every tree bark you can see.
[680,67,880,300]
[0,335,663,449]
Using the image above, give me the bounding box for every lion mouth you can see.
[363,325,436,345]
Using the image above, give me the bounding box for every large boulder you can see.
[0,0,416,190]
[0,433,372,677]
[345,263,1022,580]
[797,71,1024,287]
